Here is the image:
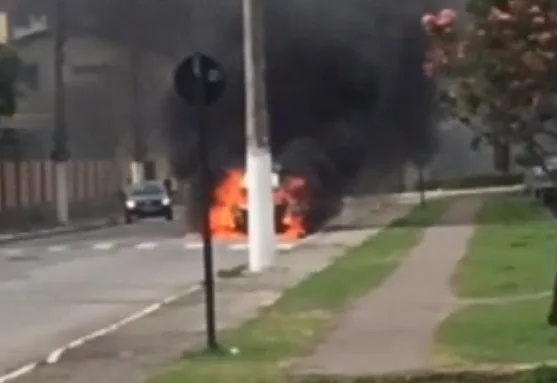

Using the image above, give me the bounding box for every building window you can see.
[18,63,39,90]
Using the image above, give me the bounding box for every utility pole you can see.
[128,0,144,184]
[242,0,276,272]
[52,0,70,224]
[417,164,426,206]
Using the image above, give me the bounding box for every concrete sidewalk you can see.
[298,196,483,376]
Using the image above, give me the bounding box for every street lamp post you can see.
[51,0,70,224]
[242,0,276,272]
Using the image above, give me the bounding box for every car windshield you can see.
[129,183,165,197]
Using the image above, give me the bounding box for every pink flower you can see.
[423,62,435,77]
[421,14,436,28]
[438,9,456,21]
[436,8,457,27]
[489,7,514,22]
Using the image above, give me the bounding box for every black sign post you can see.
[174,53,226,351]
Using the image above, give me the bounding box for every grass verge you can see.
[437,196,557,365]
[300,365,557,382]
[438,297,557,365]
[149,199,450,383]
[453,197,556,298]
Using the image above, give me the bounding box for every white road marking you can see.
[135,241,157,250]
[3,248,22,255]
[0,363,37,383]
[48,245,68,252]
[184,242,203,249]
[92,242,115,251]
[277,243,296,251]
[229,243,248,250]
[45,284,201,365]
[228,242,297,251]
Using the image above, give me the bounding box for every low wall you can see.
[0,158,122,230]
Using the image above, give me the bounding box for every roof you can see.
[9,13,50,44]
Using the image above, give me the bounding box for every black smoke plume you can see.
[11,0,443,228]
[160,0,442,230]
[160,0,439,182]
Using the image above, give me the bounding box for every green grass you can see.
[298,365,557,382]
[437,297,557,364]
[149,199,450,383]
[453,197,557,298]
[437,196,557,366]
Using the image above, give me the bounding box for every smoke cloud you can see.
[12,0,442,189]
[162,0,440,187]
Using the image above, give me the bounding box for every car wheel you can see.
[165,210,174,221]
[125,214,133,224]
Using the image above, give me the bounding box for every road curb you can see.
[0,218,120,245]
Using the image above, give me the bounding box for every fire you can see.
[209,168,308,240]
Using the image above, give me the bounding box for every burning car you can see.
[235,168,310,236]
[209,166,308,240]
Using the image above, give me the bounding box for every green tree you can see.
[422,0,557,325]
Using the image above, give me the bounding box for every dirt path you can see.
[298,196,484,376]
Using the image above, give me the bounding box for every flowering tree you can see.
[422,0,557,172]
[422,0,557,326]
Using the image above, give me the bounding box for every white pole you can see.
[243,0,276,272]
[128,0,144,184]
[129,161,143,184]
[55,161,69,224]
[53,0,70,225]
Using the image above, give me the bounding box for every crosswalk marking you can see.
[92,242,115,250]
[48,245,67,252]
[229,243,248,250]
[184,242,203,250]
[277,243,295,251]
[0,240,299,255]
[224,242,296,251]
[3,248,22,255]
[136,242,157,250]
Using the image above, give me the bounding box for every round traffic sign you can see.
[173,53,226,105]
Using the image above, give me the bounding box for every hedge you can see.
[417,173,523,191]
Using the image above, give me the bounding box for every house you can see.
[0,11,176,227]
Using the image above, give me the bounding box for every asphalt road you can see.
[0,217,277,376]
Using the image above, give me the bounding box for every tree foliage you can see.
[422,0,557,167]
[423,0,557,327]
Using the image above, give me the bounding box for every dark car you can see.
[123,181,173,223]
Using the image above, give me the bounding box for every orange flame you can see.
[209,168,308,240]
